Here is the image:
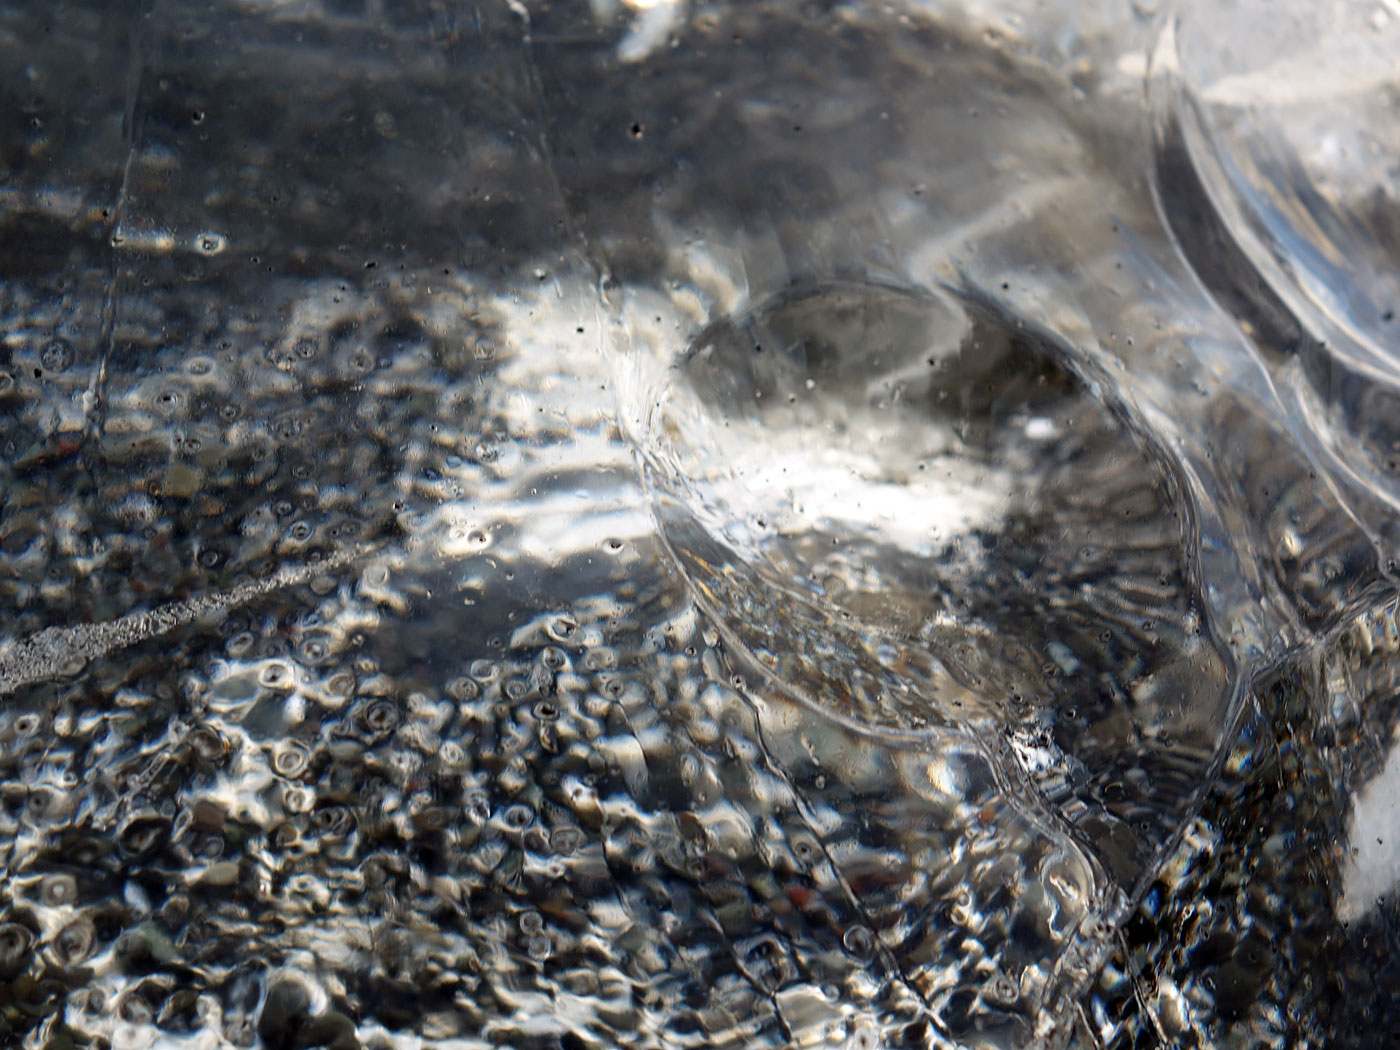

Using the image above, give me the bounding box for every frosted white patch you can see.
[617,0,687,63]
[694,437,1010,557]
[1202,60,1397,109]
[1190,0,1398,109]
[1047,640,1081,674]
[1338,734,1400,921]
[416,272,655,566]
[1115,51,1148,79]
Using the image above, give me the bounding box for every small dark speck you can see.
[629,122,643,138]
[1383,309,1395,323]
[792,125,802,132]
[576,327,584,334]
[364,260,377,269]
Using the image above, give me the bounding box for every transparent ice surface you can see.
[0,1,1397,1048]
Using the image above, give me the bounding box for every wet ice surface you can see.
[1,0,1400,1048]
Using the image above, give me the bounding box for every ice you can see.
[2,1,1400,1048]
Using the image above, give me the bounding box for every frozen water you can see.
[1,1,1399,1048]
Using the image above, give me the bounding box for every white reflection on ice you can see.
[1339,731,1400,921]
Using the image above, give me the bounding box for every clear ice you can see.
[1,1,1398,1048]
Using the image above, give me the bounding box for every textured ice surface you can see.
[1,1,1399,1048]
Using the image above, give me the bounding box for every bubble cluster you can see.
[0,498,1118,1049]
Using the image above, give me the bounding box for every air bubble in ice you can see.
[39,338,75,373]
[842,925,876,960]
